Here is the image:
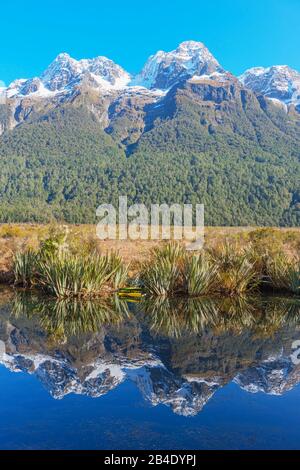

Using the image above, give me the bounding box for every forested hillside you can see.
[0,53,299,225]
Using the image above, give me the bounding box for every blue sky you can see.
[0,0,299,85]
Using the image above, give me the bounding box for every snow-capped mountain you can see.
[1,41,300,112]
[41,53,132,92]
[2,341,300,416]
[2,41,224,100]
[132,40,224,90]
[234,353,300,396]
[0,41,231,136]
[1,40,300,138]
[0,344,218,415]
[1,310,300,417]
[6,53,132,99]
[239,65,300,112]
[0,84,6,106]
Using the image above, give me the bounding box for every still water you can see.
[0,288,300,450]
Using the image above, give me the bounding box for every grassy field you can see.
[0,223,299,283]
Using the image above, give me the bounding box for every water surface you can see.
[0,289,300,450]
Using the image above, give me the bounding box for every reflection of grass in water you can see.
[252,297,300,338]
[138,296,300,339]
[140,296,220,338]
[11,291,130,342]
[212,296,258,335]
[10,290,300,341]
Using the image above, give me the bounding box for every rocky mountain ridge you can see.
[1,309,300,417]
[240,65,300,112]
[0,41,299,110]
[0,41,300,225]
[1,40,300,136]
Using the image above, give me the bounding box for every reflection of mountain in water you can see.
[235,355,300,396]
[0,291,300,416]
[0,343,219,416]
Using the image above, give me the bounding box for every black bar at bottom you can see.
[0,450,300,465]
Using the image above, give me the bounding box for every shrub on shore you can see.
[13,243,128,299]
[139,243,299,298]
[210,243,260,296]
[184,253,218,296]
[265,254,300,295]
[13,250,39,287]
[139,243,185,297]
[12,239,300,300]
[37,254,114,298]
[140,257,181,297]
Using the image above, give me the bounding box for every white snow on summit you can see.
[4,53,132,100]
[132,41,224,90]
[2,41,300,114]
[3,41,224,100]
[40,52,131,92]
[240,65,300,110]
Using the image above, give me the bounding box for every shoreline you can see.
[0,224,299,300]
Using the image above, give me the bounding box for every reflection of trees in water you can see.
[138,296,300,339]
[9,290,300,341]
[139,297,220,338]
[11,292,131,342]
[252,297,300,338]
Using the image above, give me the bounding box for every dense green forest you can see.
[0,81,299,226]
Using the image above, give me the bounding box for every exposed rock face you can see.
[0,41,300,227]
[234,355,300,395]
[0,41,299,144]
[1,301,300,417]
[105,88,163,144]
[132,41,224,90]
[240,65,300,112]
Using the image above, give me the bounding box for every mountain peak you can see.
[48,52,79,70]
[133,40,223,90]
[2,42,299,113]
[48,52,74,65]
[41,53,82,91]
[177,40,206,51]
[240,64,295,78]
[40,53,131,92]
[56,52,72,61]
[240,64,300,110]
